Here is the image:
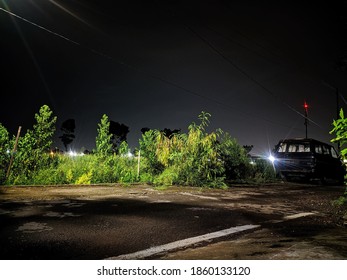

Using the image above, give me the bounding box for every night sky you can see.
[1,0,347,155]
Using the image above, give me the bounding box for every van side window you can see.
[277,143,287,152]
[322,145,330,155]
[315,145,322,154]
[288,144,310,152]
[288,144,297,152]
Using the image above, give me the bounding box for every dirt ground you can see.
[2,182,345,224]
[161,183,347,260]
[1,182,347,259]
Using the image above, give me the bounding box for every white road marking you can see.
[283,212,317,220]
[283,212,317,221]
[150,200,172,203]
[180,192,219,200]
[107,224,260,260]
[268,212,318,224]
[107,211,320,259]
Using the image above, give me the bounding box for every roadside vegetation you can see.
[1,105,276,187]
[330,108,347,205]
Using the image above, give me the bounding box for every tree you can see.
[177,112,224,187]
[59,119,75,151]
[32,105,57,152]
[139,129,164,175]
[0,123,10,184]
[219,132,250,180]
[331,109,347,160]
[95,114,113,157]
[141,127,151,134]
[147,111,226,187]
[109,121,130,152]
[9,105,57,182]
[330,108,347,202]
[161,128,181,139]
[243,145,254,155]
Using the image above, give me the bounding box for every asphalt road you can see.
[0,183,346,260]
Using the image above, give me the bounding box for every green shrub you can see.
[140,112,227,188]
[154,167,179,186]
[4,109,276,188]
[139,172,154,184]
[249,158,276,183]
[218,132,251,181]
[31,167,59,185]
[66,169,74,183]
[75,170,93,185]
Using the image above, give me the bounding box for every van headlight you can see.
[268,155,276,163]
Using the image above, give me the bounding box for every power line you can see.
[183,23,321,128]
[0,7,113,60]
[1,7,80,46]
[203,23,282,67]
[0,7,304,131]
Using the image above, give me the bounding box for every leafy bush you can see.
[139,112,227,188]
[249,158,276,183]
[330,109,347,204]
[75,170,93,185]
[154,166,179,186]
[139,130,165,175]
[0,123,10,184]
[3,108,275,188]
[217,131,251,181]
[30,167,61,185]
[139,172,154,184]
[8,105,57,184]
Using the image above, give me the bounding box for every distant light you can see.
[268,155,276,163]
[127,151,133,158]
[6,149,10,154]
[68,151,84,157]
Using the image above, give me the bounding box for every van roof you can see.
[277,138,332,146]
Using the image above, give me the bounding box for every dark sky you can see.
[1,0,347,155]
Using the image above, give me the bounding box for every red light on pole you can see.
[303,101,308,138]
[304,101,308,110]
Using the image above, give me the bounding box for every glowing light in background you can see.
[68,151,84,157]
[268,154,275,163]
[126,151,133,158]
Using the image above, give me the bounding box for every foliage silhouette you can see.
[59,119,75,151]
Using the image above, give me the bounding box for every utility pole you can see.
[137,149,141,179]
[6,126,21,180]
[304,101,309,139]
